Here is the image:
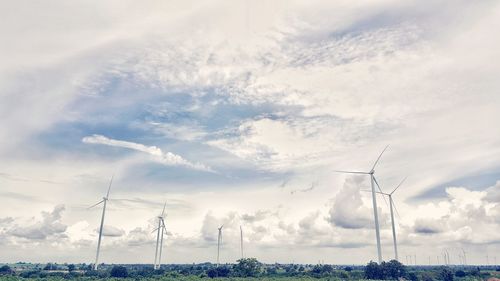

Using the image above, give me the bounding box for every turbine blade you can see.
[151,227,159,233]
[106,175,114,198]
[391,176,407,195]
[161,201,167,217]
[392,199,402,220]
[373,176,386,194]
[371,145,389,171]
[88,200,104,209]
[361,189,387,195]
[332,170,370,175]
[373,176,390,211]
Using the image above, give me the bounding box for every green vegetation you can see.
[0,259,499,280]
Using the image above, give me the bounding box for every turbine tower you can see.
[333,145,389,263]
[240,225,244,259]
[217,225,223,266]
[153,202,167,270]
[374,177,406,261]
[88,176,114,270]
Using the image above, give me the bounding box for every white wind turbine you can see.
[333,145,389,263]
[240,225,244,259]
[88,176,114,270]
[153,202,167,270]
[217,225,224,266]
[374,177,406,262]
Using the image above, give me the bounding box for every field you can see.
[1,259,499,281]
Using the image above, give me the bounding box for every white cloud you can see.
[8,205,67,240]
[328,176,373,229]
[100,225,125,237]
[82,134,213,172]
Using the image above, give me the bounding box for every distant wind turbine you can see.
[153,202,167,270]
[217,225,223,266]
[88,175,114,270]
[333,145,389,263]
[240,226,244,259]
[374,177,406,262]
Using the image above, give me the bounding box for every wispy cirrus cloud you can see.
[82,134,214,172]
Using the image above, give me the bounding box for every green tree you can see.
[383,259,407,279]
[455,270,466,277]
[207,266,230,278]
[408,272,419,281]
[67,264,76,272]
[110,265,128,278]
[365,261,382,280]
[233,258,262,277]
[421,272,435,281]
[311,264,334,277]
[0,265,12,274]
[438,267,454,281]
[43,263,55,270]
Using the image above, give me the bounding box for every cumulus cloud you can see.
[413,218,446,234]
[241,210,272,223]
[0,217,14,224]
[82,134,213,172]
[485,181,500,203]
[100,225,125,237]
[200,211,239,242]
[8,205,67,240]
[328,176,373,229]
[126,227,154,247]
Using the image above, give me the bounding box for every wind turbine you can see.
[88,176,114,270]
[217,225,223,266]
[374,177,406,262]
[153,202,167,270]
[240,225,244,259]
[333,145,389,263]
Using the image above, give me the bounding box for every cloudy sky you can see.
[1,0,499,265]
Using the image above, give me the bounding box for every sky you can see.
[1,0,500,265]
